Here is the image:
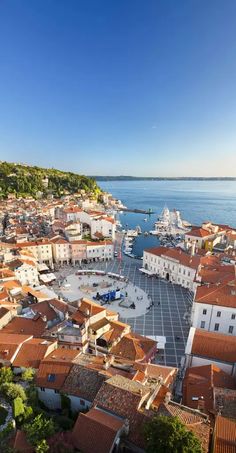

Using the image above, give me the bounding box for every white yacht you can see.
[154,205,191,236]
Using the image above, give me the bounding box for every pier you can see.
[121,207,154,215]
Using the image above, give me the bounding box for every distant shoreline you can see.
[92,176,236,181]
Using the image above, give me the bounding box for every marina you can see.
[115,205,190,258]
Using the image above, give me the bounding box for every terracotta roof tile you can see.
[183,365,236,413]
[72,407,125,453]
[12,430,33,453]
[3,315,47,337]
[214,415,236,453]
[191,329,236,363]
[144,246,201,270]
[158,401,211,453]
[36,362,72,390]
[62,364,107,401]
[111,332,157,362]
[13,338,57,369]
[195,280,236,308]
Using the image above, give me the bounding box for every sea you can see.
[98,180,236,257]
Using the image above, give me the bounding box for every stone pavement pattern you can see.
[54,256,192,368]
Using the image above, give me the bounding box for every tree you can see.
[12,397,33,424]
[0,383,26,402]
[22,368,35,382]
[24,413,55,446]
[0,367,13,385]
[144,415,203,453]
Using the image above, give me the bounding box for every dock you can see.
[121,208,154,215]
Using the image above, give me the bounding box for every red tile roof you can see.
[12,338,57,369]
[158,401,211,453]
[187,227,215,238]
[214,415,236,453]
[12,430,33,453]
[0,333,32,362]
[111,332,157,362]
[195,279,236,308]
[36,361,73,390]
[183,365,236,412]
[2,316,47,337]
[191,329,236,363]
[144,246,201,270]
[72,407,124,453]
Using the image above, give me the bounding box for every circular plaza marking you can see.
[58,269,151,318]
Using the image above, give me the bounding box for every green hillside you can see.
[0,161,101,199]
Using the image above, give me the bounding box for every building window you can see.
[229,326,234,334]
[188,271,190,276]
[200,321,205,329]
[217,311,221,317]
[40,387,45,392]
[54,389,59,394]
[203,309,207,315]
[47,373,56,383]
[232,314,236,320]
[214,323,219,331]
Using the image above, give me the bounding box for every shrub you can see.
[13,397,25,418]
[60,394,71,412]
[53,414,74,431]
[22,368,35,382]
[35,439,49,453]
[0,382,27,402]
[0,367,13,385]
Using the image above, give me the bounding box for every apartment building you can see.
[191,278,236,335]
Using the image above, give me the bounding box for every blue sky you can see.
[0,0,236,176]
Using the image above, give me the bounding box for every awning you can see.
[139,268,155,276]
[147,335,166,349]
[37,263,49,272]
[39,273,56,283]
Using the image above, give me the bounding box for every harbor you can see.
[116,205,190,258]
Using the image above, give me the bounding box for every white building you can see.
[64,222,82,242]
[51,238,71,265]
[90,216,116,240]
[86,241,114,262]
[142,246,201,291]
[191,279,236,336]
[62,206,83,222]
[8,258,39,286]
[16,240,53,266]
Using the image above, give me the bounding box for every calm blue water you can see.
[98,180,236,256]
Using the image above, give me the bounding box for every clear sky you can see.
[0,0,236,176]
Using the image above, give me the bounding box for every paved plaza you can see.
[59,271,150,318]
[54,255,192,368]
